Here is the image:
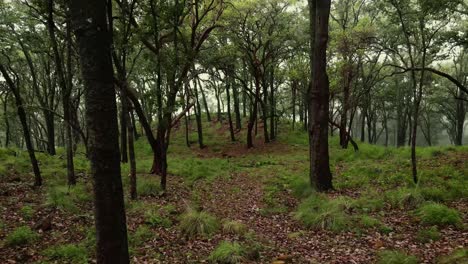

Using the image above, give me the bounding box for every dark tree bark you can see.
[1,65,42,186]
[226,70,236,142]
[292,80,297,130]
[198,78,211,122]
[307,0,333,191]
[47,0,75,185]
[193,71,205,148]
[70,0,130,262]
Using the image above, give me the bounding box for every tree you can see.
[308,0,333,191]
[69,0,129,262]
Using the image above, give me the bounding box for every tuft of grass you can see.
[416,226,441,243]
[415,203,461,227]
[438,248,468,264]
[43,244,88,263]
[20,205,34,220]
[137,177,162,197]
[222,220,247,235]
[208,241,245,264]
[45,184,92,212]
[384,188,424,209]
[129,225,154,248]
[179,207,219,237]
[144,210,172,228]
[4,226,38,247]
[355,215,382,229]
[295,195,353,232]
[377,250,418,264]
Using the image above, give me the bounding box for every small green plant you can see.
[416,203,461,227]
[295,195,353,232]
[4,226,38,246]
[137,177,162,196]
[416,226,441,243]
[377,250,418,264]
[145,210,172,228]
[384,188,424,209]
[356,215,381,229]
[44,244,88,263]
[179,207,219,237]
[222,220,247,235]
[208,241,245,263]
[438,248,468,264]
[20,205,34,220]
[129,225,154,247]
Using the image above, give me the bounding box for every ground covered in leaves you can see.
[0,121,467,263]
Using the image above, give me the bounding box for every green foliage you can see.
[377,250,418,264]
[295,195,353,232]
[144,210,172,228]
[43,244,88,263]
[208,241,245,264]
[416,226,441,243]
[352,193,385,213]
[4,226,38,246]
[384,188,425,209]
[137,177,162,197]
[222,220,247,235]
[179,208,219,237]
[169,157,231,184]
[129,225,154,247]
[438,249,468,264]
[355,215,382,229]
[415,203,461,227]
[45,184,91,212]
[20,205,34,220]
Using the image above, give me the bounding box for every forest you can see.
[0,0,467,263]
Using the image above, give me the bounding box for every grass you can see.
[222,220,247,235]
[415,203,462,227]
[20,205,34,220]
[45,184,92,213]
[377,250,418,264]
[144,209,172,228]
[438,248,468,264]
[4,226,38,247]
[295,194,353,232]
[416,226,441,243]
[43,243,88,263]
[179,207,219,237]
[137,177,162,197]
[208,241,245,263]
[384,187,425,209]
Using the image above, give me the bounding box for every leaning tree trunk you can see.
[0,65,42,186]
[308,0,333,191]
[70,0,130,262]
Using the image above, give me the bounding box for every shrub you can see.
[20,205,34,220]
[295,195,353,232]
[44,244,88,263]
[4,226,38,246]
[222,220,247,235]
[416,226,441,243]
[377,250,418,264]
[208,241,245,264]
[179,208,219,237]
[416,203,461,227]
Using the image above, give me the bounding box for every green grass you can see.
[208,241,245,264]
[416,226,441,243]
[222,220,247,235]
[377,250,418,264]
[43,244,88,263]
[179,207,219,238]
[415,203,462,227]
[45,183,92,213]
[4,226,38,247]
[20,205,34,220]
[384,187,425,209]
[137,177,162,197]
[438,248,468,264]
[295,194,353,232]
[144,209,172,228]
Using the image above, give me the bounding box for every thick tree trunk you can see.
[70,0,130,262]
[308,0,333,191]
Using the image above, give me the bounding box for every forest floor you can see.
[0,119,467,263]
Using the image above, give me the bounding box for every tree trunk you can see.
[70,0,130,262]
[308,0,333,191]
[226,73,235,142]
[193,73,205,148]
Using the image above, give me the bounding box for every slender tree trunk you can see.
[0,65,42,186]
[193,73,205,148]
[308,0,333,191]
[48,0,75,185]
[226,72,235,142]
[198,78,211,122]
[70,0,129,262]
[2,95,10,147]
[292,80,297,130]
[269,66,275,141]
